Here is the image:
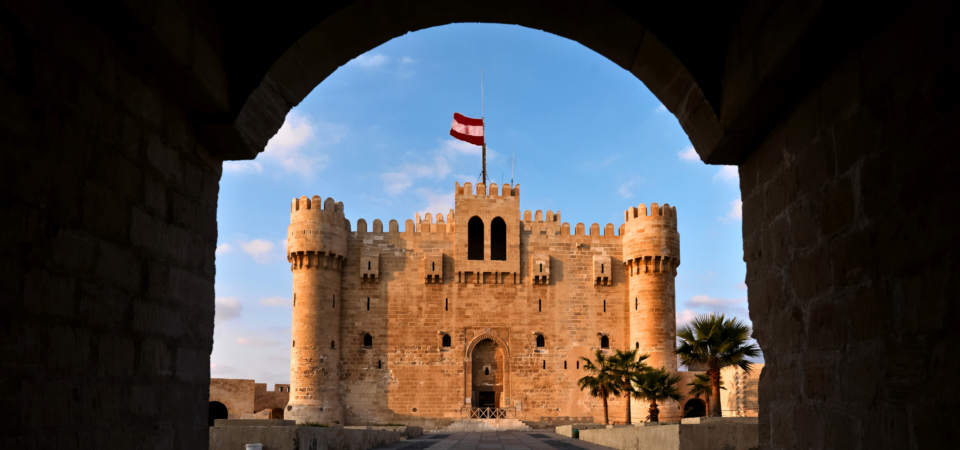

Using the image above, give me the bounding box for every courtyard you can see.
[372,432,613,450]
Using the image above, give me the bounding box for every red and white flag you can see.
[449,113,484,146]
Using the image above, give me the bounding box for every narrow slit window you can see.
[292,340,295,348]
[577,361,580,369]
[378,360,382,369]
[538,299,541,312]
[293,294,296,307]
[603,299,606,312]
[432,262,435,271]
[601,264,604,274]
[331,341,336,349]
[539,263,543,273]
[543,361,546,369]
[367,297,370,310]
[635,342,639,350]
[333,295,335,308]
[445,298,448,311]
[485,367,489,376]
[368,261,371,270]
[564,361,567,369]
[635,298,638,310]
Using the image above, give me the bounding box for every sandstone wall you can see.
[210,379,255,419]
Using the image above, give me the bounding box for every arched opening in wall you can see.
[363,333,373,348]
[471,339,505,409]
[468,217,484,260]
[208,401,228,426]
[442,334,452,347]
[600,336,610,349]
[490,217,506,260]
[213,20,752,428]
[683,399,707,418]
[536,335,545,348]
[271,407,284,419]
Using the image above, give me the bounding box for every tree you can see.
[609,348,651,425]
[675,313,761,417]
[630,367,682,422]
[687,373,725,415]
[577,350,621,425]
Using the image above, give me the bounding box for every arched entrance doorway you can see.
[271,407,284,420]
[683,399,706,418]
[471,339,504,408]
[208,401,228,426]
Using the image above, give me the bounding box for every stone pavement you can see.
[371,432,616,450]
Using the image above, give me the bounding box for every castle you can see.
[284,181,688,427]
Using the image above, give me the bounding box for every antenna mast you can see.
[511,144,515,185]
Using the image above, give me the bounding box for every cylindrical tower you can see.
[623,202,680,373]
[286,195,348,424]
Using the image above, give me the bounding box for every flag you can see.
[449,113,484,146]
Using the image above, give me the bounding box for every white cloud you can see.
[215,297,243,324]
[380,139,490,196]
[354,53,389,68]
[259,297,289,307]
[655,104,668,113]
[688,295,747,307]
[258,112,343,177]
[736,282,748,291]
[718,198,742,222]
[215,243,233,255]
[714,165,739,183]
[236,337,282,347]
[415,188,454,219]
[400,56,416,64]
[240,239,275,263]
[676,308,697,327]
[210,363,240,375]
[223,161,263,174]
[677,146,700,162]
[618,180,636,199]
[681,295,750,321]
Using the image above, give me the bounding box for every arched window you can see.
[536,335,545,348]
[442,334,452,347]
[600,336,609,349]
[491,217,506,260]
[636,342,640,349]
[363,334,372,348]
[208,401,228,426]
[468,217,484,260]
[484,367,489,376]
[331,341,335,349]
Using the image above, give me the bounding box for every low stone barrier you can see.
[554,423,605,438]
[210,424,399,450]
[577,418,758,450]
[344,425,423,440]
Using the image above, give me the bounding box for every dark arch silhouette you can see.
[468,217,484,260]
[442,334,451,347]
[270,407,283,419]
[208,401,228,426]
[536,335,545,348]
[490,217,506,261]
[600,336,610,349]
[684,399,707,418]
[363,333,372,348]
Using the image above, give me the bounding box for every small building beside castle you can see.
[282,181,753,428]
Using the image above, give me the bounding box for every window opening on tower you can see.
[536,335,545,347]
[491,217,506,260]
[600,336,609,349]
[468,217,484,260]
[363,334,372,348]
[442,334,451,347]
[601,264,604,273]
[445,298,448,311]
[331,341,336,349]
[367,297,370,310]
[538,299,541,312]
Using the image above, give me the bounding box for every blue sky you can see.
[212,24,749,385]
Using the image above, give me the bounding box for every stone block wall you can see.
[210,379,255,419]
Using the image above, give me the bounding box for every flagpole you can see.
[481,67,486,185]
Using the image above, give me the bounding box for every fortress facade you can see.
[284,181,683,427]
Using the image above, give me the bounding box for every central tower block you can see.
[623,203,680,372]
[285,195,348,424]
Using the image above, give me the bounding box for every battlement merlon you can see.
[455,181,520,198]
[287,195,349,262]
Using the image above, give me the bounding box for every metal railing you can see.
[462,407,516,419]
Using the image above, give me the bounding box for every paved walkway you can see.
[372,432,615,450]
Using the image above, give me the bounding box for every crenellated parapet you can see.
[288,195,349,272]
[621,203,680,273]
[455,181,520,198]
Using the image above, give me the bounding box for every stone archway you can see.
[465,333,512,408]
[208,402,228,426]
[683,399,706,418]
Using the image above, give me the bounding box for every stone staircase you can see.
[440,419,533,432]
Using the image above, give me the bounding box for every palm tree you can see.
[609,349,650,425]
[687,373,725,416]
[630,367,682,422]
[675,313,761,417]
[577,350,622,424]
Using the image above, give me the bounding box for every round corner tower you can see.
[622,203,680,372]
[286,195,348,424]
